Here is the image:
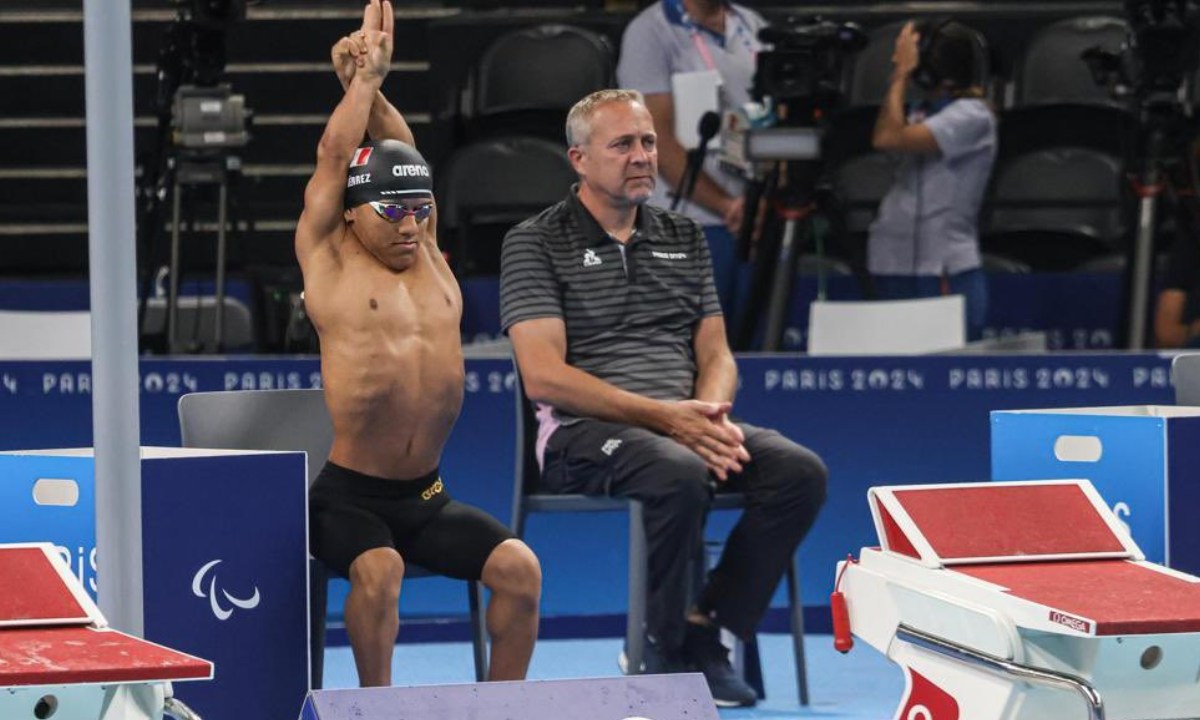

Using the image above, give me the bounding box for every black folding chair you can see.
[437,135,576,276]
[465,23,614,141]
[984,147,1127,270]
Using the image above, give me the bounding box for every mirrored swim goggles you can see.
[368,201,434,223]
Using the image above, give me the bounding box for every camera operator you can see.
[868,20,996,340]
[616,0,766,327]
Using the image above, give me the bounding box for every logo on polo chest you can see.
[651,251,688,260]
[583,248,603,267]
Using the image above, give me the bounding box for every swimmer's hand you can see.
[333,0,394,89]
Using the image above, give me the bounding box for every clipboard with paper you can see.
[670,69,721,150]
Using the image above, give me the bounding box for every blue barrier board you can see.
[0,448,309,720]
[0,353,1178,629]
[992,406,1200,573]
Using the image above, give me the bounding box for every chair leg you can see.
[469,580,489,681]
[786,557,809,706]
[743,635,766,699]
[308,558,328,690]
[626,500,647,674]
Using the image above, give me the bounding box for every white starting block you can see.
[0,543,212,720]
[836,480,1200,720]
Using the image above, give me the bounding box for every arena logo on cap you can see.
[393,164,430,177]
[350,147,373,167]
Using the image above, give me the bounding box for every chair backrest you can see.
[470,24,614,118]
[994,144,1125,202]
[1175,354,1200,405]
[437,135,577,275]
[178,389,332,486]
[439,136,576,230]
[984,147,1127,269]
[1015,16,1129,108]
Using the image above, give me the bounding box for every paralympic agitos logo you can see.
[191,559,262,621]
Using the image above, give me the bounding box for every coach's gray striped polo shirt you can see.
[500,187,722,462]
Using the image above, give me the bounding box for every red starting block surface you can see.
[0,626,212,686]
[0,543,213,690]
[891,483,1126,560]
[871,480,1138,566]
[958,560,1200,635]
[0,546,91,626]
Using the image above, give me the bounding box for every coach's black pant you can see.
[540,419,828,652]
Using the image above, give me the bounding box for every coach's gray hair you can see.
[565,89,646,147]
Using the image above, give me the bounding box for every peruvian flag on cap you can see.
[350,147,372,168]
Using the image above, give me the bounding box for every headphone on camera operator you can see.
[910,18,989,109]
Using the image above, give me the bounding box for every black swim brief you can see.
[309,461,514,581]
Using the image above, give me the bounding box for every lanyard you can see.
[671,0,757,71]
[691,31,717,71]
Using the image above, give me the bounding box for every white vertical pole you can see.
[83,0,144,635]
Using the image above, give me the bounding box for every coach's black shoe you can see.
[682,622,758,708]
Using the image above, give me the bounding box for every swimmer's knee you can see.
[481,539,541,602]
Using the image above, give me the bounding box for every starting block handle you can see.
[164,694,202,720]
[895,624,1104,720]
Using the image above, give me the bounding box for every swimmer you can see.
[294,0,541,687]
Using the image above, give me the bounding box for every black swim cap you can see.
[343,139,434,209]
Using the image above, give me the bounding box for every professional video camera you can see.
[721,17,865,171]
[1127,0,1200,98]
[157,0,252,151]
[1084,0,1200,107]
[754,19,867,123]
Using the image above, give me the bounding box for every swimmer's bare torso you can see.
[298,204,464,481]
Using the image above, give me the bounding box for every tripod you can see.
[733,157,854,351]
[1125,101,1193,349]
[753,178,816,352]
[165,151,241,353]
